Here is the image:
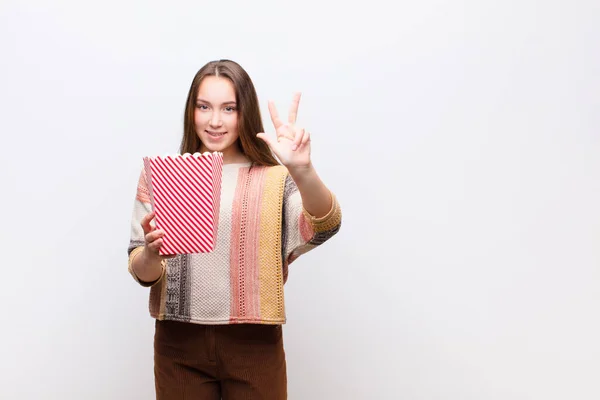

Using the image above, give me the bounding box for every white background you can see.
[1,1,599,399]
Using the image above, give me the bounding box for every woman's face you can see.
[194,76,242,161]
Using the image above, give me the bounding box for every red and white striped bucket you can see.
[143,151,223,255]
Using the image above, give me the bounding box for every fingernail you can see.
[292,144,297,151]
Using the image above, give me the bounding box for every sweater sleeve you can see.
[127,169,166,287]
[281,174,342,273]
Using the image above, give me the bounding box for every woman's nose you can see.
[209,112,222,127]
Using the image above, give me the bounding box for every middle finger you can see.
[145,229,165,244]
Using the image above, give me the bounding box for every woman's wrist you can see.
[287,162,316,184]
[133,247,164,282]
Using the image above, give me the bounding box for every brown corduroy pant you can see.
[153,319,287,399]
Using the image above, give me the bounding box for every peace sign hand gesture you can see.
[257,92,311,169]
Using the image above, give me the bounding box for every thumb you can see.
[256,132,275,149]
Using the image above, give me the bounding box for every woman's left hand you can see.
[257,92,311,169]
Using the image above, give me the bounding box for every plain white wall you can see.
[1,0,598,399]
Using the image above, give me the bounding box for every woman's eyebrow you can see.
[196,98,237,105]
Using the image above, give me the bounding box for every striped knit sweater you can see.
[127,161,342,325]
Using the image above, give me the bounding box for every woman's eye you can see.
[197,104,209,110]
[225,106,236,112]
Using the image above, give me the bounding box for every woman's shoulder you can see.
[251,164,293,194]
[252,163,290,177]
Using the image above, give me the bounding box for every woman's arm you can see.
[256,92,336,219]
[287,164,332,218]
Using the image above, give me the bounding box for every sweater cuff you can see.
[302,191,342,233]
[128,246,166,287]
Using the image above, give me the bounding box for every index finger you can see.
[268,100,284,130]
[288,92,301,124]
[140,211,155,234]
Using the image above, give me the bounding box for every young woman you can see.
[127,59,342,399]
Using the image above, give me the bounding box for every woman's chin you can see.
[198,133,241,154]
[199,141,233,154]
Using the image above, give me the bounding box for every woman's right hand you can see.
[140,211,175,260]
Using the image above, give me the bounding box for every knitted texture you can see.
[128,162,342,325]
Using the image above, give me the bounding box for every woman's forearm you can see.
[288,163,333,218]
[131,248,164,283]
